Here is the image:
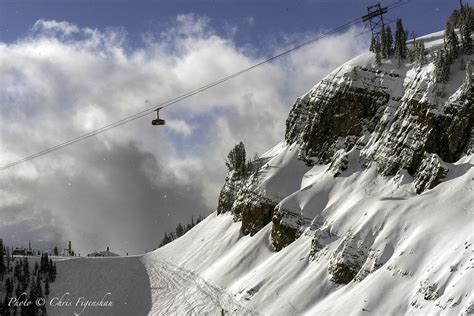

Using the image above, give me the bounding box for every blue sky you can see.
[0,0,470,51]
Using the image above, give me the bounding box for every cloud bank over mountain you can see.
[0,15,367,255]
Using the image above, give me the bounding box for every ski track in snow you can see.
[143,258,255,315]
[48,256,253,316]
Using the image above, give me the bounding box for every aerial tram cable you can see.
[0,0,410,172]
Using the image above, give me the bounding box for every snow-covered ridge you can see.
[195,30,473,314]
[216,31,472,254]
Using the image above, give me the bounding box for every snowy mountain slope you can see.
[153,149,473,315]
[48,31,473,315]
[152,30,473,314]
[47,152,474,315]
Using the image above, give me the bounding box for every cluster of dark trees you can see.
[51,241,77,257]
[0,240,57,316]
[370,1,472,73]
[159,214,206,247]
[225,141,248,176]
[434,2,473,84]
[225,141,261,179]
[370,18,408,66]
[159,142,260,247]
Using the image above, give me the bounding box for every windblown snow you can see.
[48,31,473,315]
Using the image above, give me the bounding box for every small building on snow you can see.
[87,246,119,257]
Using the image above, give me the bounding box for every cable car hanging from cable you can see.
[152,107,165,126]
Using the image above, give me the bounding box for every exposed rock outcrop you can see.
[286,65,472,187]
[271,209,301,251]
[327,232,370,284]
[413,153,449,193]
[233,189,276,236]
[217,168,276,236]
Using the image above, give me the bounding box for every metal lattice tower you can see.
[362,3,389,43]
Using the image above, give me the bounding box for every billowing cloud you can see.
[0,15,368,255]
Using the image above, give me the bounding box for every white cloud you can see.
[0,14,368,254]
[166,119,194,136]
[32,19,80,36]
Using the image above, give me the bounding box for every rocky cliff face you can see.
[217,168,277,236]
[286,63,472,188]
[216,33,473,287]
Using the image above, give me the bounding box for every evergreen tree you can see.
[415,40,427,66]
[380,27,388,59]
[175,223,185,238]
[369,36,377,53]
[225,142,247,176]
[52,263,57,282]
[386,25,394,57]
[445,22,460,59]
[22,257,29,286]
[45,276,50,296]
[34,261,39,275]
[53,246,58,256]
[434,49,451,83]
[407,32,417,63]
[6,247,11,272]
[449,9,461,27]
[159,214,207,247]
[5,277,13,296]
[0,239,5,281]
[394,18,408,63]
[160,232,169,246]
[375,40,382,67]
[48,259,56,282]
[380,26,393,59]
[461,19,473,55]
[464,60,472,88]
[460,1,474,28]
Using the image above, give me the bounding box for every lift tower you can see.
[362,3,389,44]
